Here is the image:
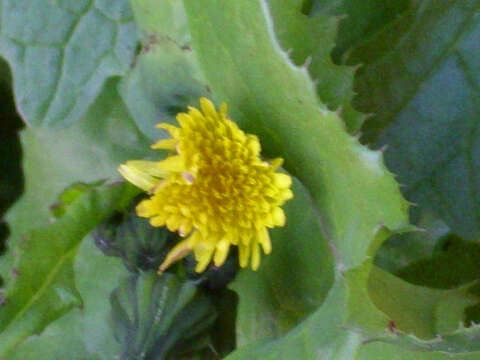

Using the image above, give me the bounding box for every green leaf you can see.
[366,267,478,339]
[180,0,480,357]
[267,0,365,133]
[395,236,480,289]
[226,279,362,360]
[9,237,127,360]
[351,0,480,245]
[119,41,207,141]
[182,0,410,271]
[110,271,217,359]
[50,180,106,219]
[0,182,139,357]
[309,0,412,61]
[130,0,190,44]
[344,260,480,353]
[120,0,208,141]
[228,265,480,359]
[0,79,153,285]
[0,0,138,126]
[374,213,451,273]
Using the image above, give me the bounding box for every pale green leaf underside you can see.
[0,0,137,127]
[119,41,207,141]
[120,0,208,141]
[0,80,152,286]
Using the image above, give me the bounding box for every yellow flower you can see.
[118,98,293,273]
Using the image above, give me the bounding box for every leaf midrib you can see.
[0,243,80,355]
[364,0,478,142]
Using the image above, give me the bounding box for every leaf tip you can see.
[302,55,312,69]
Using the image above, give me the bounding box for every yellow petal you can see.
[213,238,231,267]
[199,212,208,224]
[157,155,185,172]
[279,189,294,201]
[150,180,166,194]
[195,251,214,272]
[257,227,272,254]
[150,214,166,227]
[176,113,193,128]
[246,135,260,155]
[273,173,292,188]
[238,243,250,268]
[151,138,177,150]
[124,160,169,177]
[187,106,204,121]
[264,213,274,228]
[158,234,196,273]
[136,199,157,217]
[118,164,157,192]
[156,123,180,137]
[251,241,261,271]
[220,102,228,115]
[166,214,182,231]
[240,229,252,244]
[178,220,193,237]
[199,97,217,118]
[194,244,215,273]
[179,205,191,216]
[270,158,284,170]
[272,207,286,226]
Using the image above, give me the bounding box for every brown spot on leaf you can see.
[388,320,397,333]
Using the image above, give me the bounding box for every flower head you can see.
[119,98,293,273]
